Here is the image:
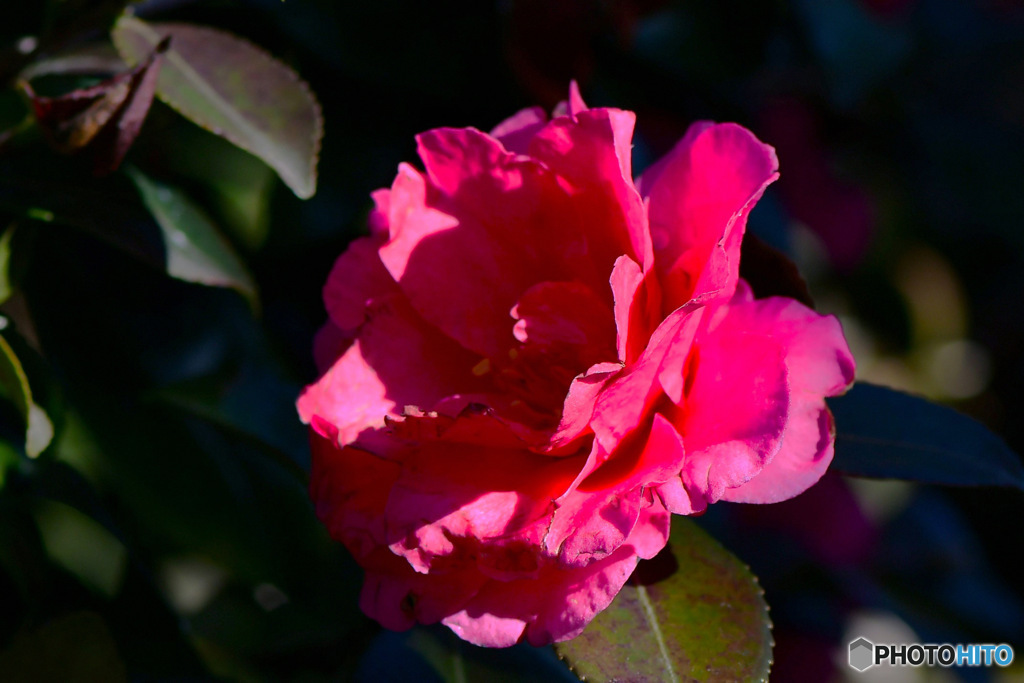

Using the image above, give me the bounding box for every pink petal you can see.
[442,542,639,647]
[628,493,672,561]
[367,188,390,236]
[297,293,488,444]
[654,476,708,516]
[639,122,779,311]
[380,132,597,359]
[322,234,398,331]
[443,498,669,647]
[679,326,790,503]
[358,546,489,630]
[308,420,399,559]
[546,414,685,565]
[610,254,643,362]
[511,280,616,367]
[590,304,702,454]
[311,320,349,374]
[490,105,548,155]
[568,80,588,116]
[716,288,856,396]
[713,289,855,503]
[530,108,652,272]
[384,421,583,570]
[543,481,643,567]
[722,402,834,504]
[547,361,621,450]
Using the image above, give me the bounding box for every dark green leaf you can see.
[126,166,258,310]
[111,16,323,199]
[0,225,15,305]
[0,611,128,682]
[0,440,16,488]
[0,333,53,458]
[359,626,578,683]
[828,382,1024,489]
[555,517,772,683]
[155,122,275,250]
[0,150,166,269]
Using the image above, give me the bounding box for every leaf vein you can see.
[637,584,679,683]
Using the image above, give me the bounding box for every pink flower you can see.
[298,85,855,648]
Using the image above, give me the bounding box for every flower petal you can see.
[512,280,616,367]
[713,287,855,503]
[639,122,779,310]
[680,326,789,503]
[530,108,652,272]
[309,419,399,559]
[490,105,548,155]
[322,234,398,331]
[722,402,834,504]
[297,293,488,444]
[443,514,663,647]
[590,303,702,454]
[380,132,598,359]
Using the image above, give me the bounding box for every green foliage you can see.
[829,382,1024,489]
[112,16,323,199]
[0,332,53,458]
[0,225,15,303]
[127,166,259,310]
[0,611,128,683]
[555,518,773,683]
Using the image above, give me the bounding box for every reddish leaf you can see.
[22,37,169,174]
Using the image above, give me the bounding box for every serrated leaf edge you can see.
[112,15,324,199]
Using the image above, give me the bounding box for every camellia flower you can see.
[297,85,855,648]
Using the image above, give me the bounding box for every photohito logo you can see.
[848,637,1015,671]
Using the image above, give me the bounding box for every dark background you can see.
[1,0,1023,680]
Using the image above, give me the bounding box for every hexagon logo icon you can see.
[849,637,875,672]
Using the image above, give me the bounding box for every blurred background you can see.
[1,0,1024,680]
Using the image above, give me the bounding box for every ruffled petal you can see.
[443,517,662,647]
[383,409,583,571]
[678,324,790,503]
[297,293,488,444]
[639,122,779,311]
[490,105,547,155]
[443,497,669,647]
[530,108,652,272]
[380,132,597,359]
[359,546,489,631]
[714,285,855,503]
[590,303,702,454]
[722,402,834,504]
[512,280,616,372]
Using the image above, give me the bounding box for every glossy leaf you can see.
[126,167,258,310]
[555,517,773,683]
[0,333,53,458]
[111,16,323,199]
[828,382,1024,489]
